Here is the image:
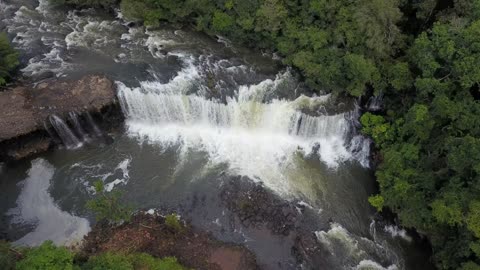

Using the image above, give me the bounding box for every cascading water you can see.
[49,114,83,149]
[85,112,103,137]
[116,62,368,196]
[367,93,383,112]
[68,111,87,140]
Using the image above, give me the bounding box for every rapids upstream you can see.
[0,1,433,269]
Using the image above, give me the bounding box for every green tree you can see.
[0,33,19,85]
[164,214,184,233]
[86,181,132,223]
[16,241,74,270]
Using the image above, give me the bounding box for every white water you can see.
[384,225,412,242]
[49,114,83,149]
[104,158,131,192]
[367,93,383,112]
[117,57,370,196]
[7,159,91,246]
[355,260,398,270]
[315,223,401,269]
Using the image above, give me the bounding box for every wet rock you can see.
[7,136,52,160]
[0,75,115,142]
[220,176,299,236]
[0,75,118,161]
[292,229,336,270]
[31,71,55,82]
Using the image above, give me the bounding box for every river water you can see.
[0,1,432,269]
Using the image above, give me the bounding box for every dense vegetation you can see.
[0,240,187,270]
[86,181,133,223]
[0,33,19,85]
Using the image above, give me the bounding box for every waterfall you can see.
[367,94,383,112]
[48,115,83,149]
[116,60,371,195]
[370,220,378,242]
[349,135,372,168]
[85,112,102,137]
[68,112,87,140]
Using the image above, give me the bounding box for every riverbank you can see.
[82,211,258,270]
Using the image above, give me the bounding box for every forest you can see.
[1,0,480,269]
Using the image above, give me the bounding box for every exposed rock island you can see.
[0,75,117,161]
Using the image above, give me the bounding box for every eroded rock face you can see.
[0,75,117,160]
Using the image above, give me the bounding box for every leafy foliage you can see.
[84,253,187,270]
[86,181,132,223]
[361,6,480,268]
[0,241,17,270]
[0,33,19,85]
[6,240,187,270]
[164,214,184,233]
[16,241,74,270]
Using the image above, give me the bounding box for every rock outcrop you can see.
[82,212,258,270]
[0,75,117,161]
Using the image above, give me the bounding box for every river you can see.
[0,1,433,269]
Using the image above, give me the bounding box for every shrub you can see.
[0,241,16,270]
[82,252,131,270]
[16,241,74,270]
[164,214,184,233]
[0,32,19,85]
[130,254,187,270]
[86,181,132,223]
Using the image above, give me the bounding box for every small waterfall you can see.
[349,135,371,168]
[48,115,83,149]
[68,111,87,140]
[85,112,102,137]
[367,94,383,112]
[370,220,378,242]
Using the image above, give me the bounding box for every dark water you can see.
[0,1,433,269]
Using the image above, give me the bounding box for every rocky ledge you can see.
[0,75,118,161]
